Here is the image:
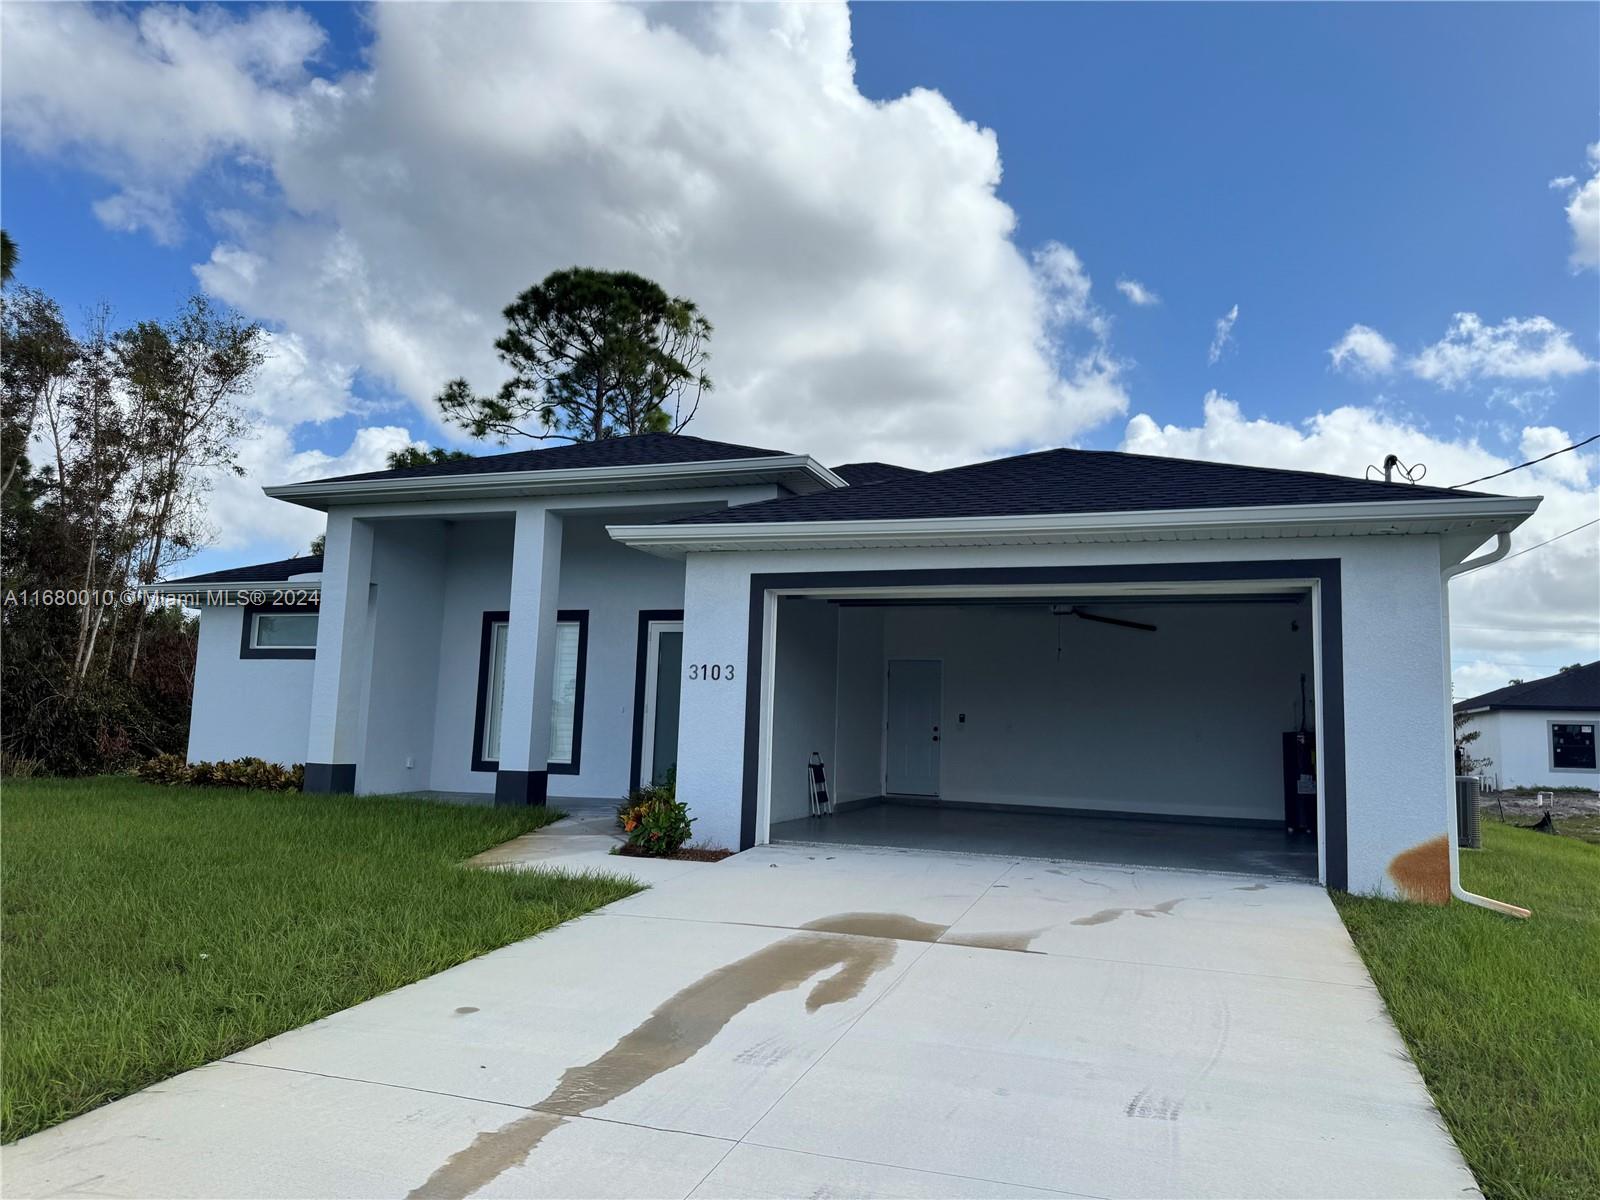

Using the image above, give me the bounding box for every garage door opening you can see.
[762,587,1322,880]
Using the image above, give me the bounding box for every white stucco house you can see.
[1455,662,1599,790]
[148,431,1542,904]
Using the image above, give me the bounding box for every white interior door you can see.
[639,621,683,788]
[886,658,941,796]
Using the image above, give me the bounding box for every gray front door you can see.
[886,658,941,796]
[640,622,683,787]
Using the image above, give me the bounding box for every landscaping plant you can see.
[136,754,304,792]
[617,770,694,856]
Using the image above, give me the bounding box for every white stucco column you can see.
[494,503,564,806]
[676,552,756,850]
[304,510,374,793]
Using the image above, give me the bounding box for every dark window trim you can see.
[239,602,319,660]
[629,609,685,791]
[1549,719,1597,772]
[470,610,509,773]
[549,609,589,776]
[742,560,1348,891]
[471,609,590,775]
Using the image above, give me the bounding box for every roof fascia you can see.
[606,494,1540,556]
[262,455,844,511]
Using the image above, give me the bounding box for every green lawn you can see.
[1334,823,1600,1200]
[1,777,641,1142]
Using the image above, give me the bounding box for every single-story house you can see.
[148,431,1541,903]
[1455,662,1599,790]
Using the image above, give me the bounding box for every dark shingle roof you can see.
[831,462,927,487]
[1455,662,1600,713]
[318,432,792,484]
[671,446,1498,526]
[165,554,323,585]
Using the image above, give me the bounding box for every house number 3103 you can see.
[688,663,735,681]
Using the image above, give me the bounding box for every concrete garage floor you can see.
[773,800,1320,879]
[2,839,1475,1200]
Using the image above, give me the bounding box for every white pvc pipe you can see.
[1442,532,1531,919]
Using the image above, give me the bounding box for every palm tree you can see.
[1,230,17,287]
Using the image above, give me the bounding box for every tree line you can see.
[1,234,266,774]
[1,248,714,777]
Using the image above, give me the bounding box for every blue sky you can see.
[852,1,1600,448]
[2,2,1596,692]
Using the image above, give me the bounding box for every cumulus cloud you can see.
[1409,313,1594,388]
[1558,143,1600,271]
[1115,278,1160,307]
[249,332,363,426]
[203,425,417,556]
[6,2,1134,487]
[1207,304,1238,365]
[1123,393,1600,695]
[1328,313,1594,390]
[0,3,320,194]
[90,186,183,245]
[1327,324,1398,377]
[1548,175,1577,190]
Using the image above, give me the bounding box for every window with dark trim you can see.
[471,610,589,774]
[239,603,318,659]
[1551,721,1596,771]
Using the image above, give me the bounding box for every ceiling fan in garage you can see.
[1048,603,1158,633]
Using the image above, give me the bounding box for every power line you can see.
[1451,433,1600,488]
[1501,517,1600,561]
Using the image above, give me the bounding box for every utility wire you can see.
[1451,433,1600,488]
[1500,517,1600,560]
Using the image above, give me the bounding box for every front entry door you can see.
[886,658,941,796]
[639,621,683,787]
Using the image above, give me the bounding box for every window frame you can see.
[470,609,589,775]
[239,602,319,660]
[1549,719,1597,772]
[547,610,589,775]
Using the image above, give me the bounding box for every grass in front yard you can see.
[1,777,641,1142]
[1334,824,1600,1200]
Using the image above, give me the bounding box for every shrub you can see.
[623,796,694,857]
[616,767,675,828]
[136,753,191,786]
[617,770,693,857]
[136,755,304,792]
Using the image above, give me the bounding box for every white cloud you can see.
[1207,304,1238,365]
[6,2,1135,479]
[1327,324,1398,377]
[1328,313,1594,390]
[1486,385,1556,421]
[90,186,182,245]
[1409,313,1594,388]
[1033,242,1098,331]
[1560,143,1599,271]
[0,3,321,206]
[203,425,417,557]
[1122,394,1600,697]
[250,332,362,426]
[1518,425,1593,489]
[1548,175,1577,190]
[1115,278,1160,307]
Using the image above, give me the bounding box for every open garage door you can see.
[762,584,1324,881]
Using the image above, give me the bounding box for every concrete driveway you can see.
[3,841,1477,1200]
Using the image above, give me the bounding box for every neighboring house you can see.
[1455,662,1599,790]
[147,431,1540,903]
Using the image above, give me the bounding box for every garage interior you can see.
[765,588,1321,879]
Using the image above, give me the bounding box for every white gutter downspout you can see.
[1442,531,1531,919]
